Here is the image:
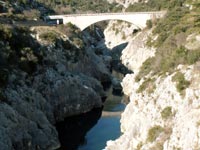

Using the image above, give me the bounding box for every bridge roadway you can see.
[47,11,166,31]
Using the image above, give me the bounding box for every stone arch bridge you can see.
[47,11,166,31]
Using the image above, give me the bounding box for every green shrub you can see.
[9,27,39,51]
[137,78,156,93]
[135,57,154,82]
[147,125,164,142]
[20,47,38,62]
[146,20,153,29]
[136,45,200,82]
[39,32,58,42]
[161,106,172,119]
[72,37,84,48]
[18,47,38,73]
[186,49,200,64]
[66,22,78,31]
[23,9,40,20]
[0,25,41,74]
[153,8,189,47]
[59,23,82,37]
[122,32,126,40]
[47,0,120,14]
[146,36,154,47]
[0,69,9,88]
[115,28,119,35]
[125,0,186,12]
[0,88,6,101]
[172,72,190,94]
[0,25,12,41]
[136,142,143,150]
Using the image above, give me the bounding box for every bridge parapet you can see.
[48,11,166,18]
[47,11,166,30]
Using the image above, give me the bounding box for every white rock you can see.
[104,21,200,150]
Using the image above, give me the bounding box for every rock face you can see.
[104,20,139,49]
[104,20,200,150]
[0,26,111,150]
[106,64,200,150]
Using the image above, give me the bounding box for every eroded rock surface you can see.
[0,26,111,150]
[105,17,200,150]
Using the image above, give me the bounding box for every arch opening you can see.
[81,19,142,31]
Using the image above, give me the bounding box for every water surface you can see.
[78,116,120,150]
[78,87,125,150]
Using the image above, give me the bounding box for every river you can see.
[56,29,127,150]
[56,80,125,150]
[78,85,125,150]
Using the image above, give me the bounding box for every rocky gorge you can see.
[0,0,200,150]
[104,1,200,150]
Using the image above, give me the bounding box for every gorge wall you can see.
[104,2,200,150]
[0,0,199,149]
[0,24,112,150]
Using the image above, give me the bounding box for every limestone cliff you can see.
[104,3,200,150]
[106,63,200,150]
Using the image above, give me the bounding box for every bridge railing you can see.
[48,11,166,18]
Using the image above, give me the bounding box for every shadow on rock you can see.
[56,107,103,150]
[111,43,133,75]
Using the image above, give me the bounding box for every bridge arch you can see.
[48,12,166,31]
[80,19,142,32]
[63,16,144,31]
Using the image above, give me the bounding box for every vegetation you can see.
[172,72,190,94]
[137,78,156,93]
[2,0,121,23]
[23,9,40,20]
[161,106,172,119]
[0,25,41,74]
[0,19,87,94]
[39,31,58,42]
[147,125,164,142]
[0,88,6,101]
[146,20,153,29]
[35,0,121,14]
[136,2,200,82]
[0,69,9,88]
[126,0,185,12]
[58,23,84,49]
[136,142,143,150]
[122,32,126,40]
[72,37,84,48]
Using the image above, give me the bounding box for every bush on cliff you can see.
[39,31,58,43]
[161,106,172,120]
[0,69,9,88]
[35,0,121,14]
[172,72,190,95]
[126,0,185,12]
[137,78,156,94]
[147,125,164,142]
[0,25,42,74]
[136,4,200,83]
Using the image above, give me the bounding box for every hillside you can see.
[1,0,121,18]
